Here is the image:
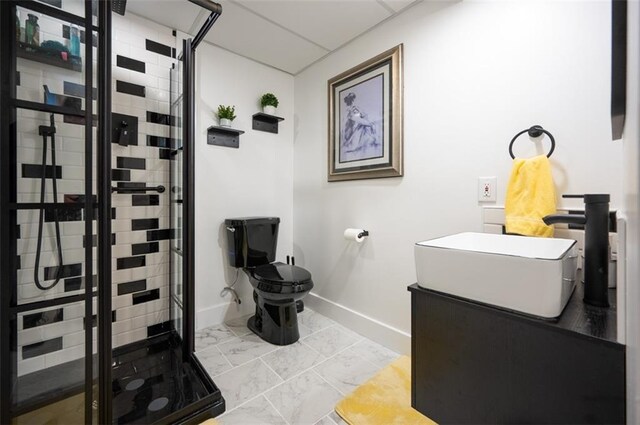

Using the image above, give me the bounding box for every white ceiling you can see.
[126,0,422,74]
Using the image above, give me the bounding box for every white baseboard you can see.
[305,292,411,355]
[195,301,254,330]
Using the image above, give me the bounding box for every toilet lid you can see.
[252,262,312,285]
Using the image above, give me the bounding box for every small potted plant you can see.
[217,105,236,127]
[260,93,279,115]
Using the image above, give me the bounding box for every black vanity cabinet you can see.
[408,283,625,424]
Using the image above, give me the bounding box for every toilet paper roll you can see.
[344,228,367,243]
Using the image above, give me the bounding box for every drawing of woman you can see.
[342,92,377,153]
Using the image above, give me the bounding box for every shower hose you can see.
[34,113,64,290]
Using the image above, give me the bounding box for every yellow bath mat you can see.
[335,356,436,425]
[199,419,218,425]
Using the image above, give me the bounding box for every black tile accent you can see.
[159,149,171,160]
[45,208,82,222]
[131,218,159,231]
[112,208,117,220]
[63,275,97,292]
[117,256,146,270]
[84,314,97,329]
[23,308,63,329]
[116,80,145,97]
[146,111,174,126]
[22,164,61,179]
[147,229,172,241]
[23,337,63,359]
[172,30,177,37]
[112,112,139,146]
[172,48,176,58]
[117,55,146,73]
[63,114,98,127]
[17,225,20,238]
[64,194,97,204]
[111,169,131,182]
[62,25,98,47]
[112,311,117,322]
[16,71,20,86]
[132,195,159,206]
[147,135,174,148]
[41,0,62,8]
[118,182,146,190]
[83,233,116,248]
[132,242,159,256]
[117,279,147,296]
[132,288,160,305]
[147,321,171,337]
[16,255,21,270]
[145,39,172,57]
[63,81,98,99]
[44,263,82,280]
[117,156,146,170]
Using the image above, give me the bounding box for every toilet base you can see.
[248,292,300,346]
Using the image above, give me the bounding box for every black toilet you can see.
[225,217,314,345]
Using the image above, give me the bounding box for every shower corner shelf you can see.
[207,125,244,149]
[252,112,284,134]
[16,43,82,72]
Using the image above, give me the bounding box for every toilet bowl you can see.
[225,217,313,345]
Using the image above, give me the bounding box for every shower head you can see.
[112,0,127,16]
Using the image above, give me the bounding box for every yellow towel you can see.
[335,356,436,425]
[505,154,556,237]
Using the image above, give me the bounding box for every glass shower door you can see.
[170,59,184,341]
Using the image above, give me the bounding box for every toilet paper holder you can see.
[358,230,369,238]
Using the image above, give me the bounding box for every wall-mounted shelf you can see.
[207,126,244,149]
[16,42,82,72]
[252,112,284,134]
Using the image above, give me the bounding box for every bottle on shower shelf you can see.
[69,24,80,56]
[25,14,40,47]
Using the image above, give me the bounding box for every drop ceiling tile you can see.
[205,0,330,74]
[238,0,393,50]
[126,0,203,35]
[379,0,420,13]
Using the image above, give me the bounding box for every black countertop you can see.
[409,277,621,347]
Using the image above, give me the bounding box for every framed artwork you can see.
[328,44,403,182]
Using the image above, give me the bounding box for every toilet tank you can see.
[225,217,280,268]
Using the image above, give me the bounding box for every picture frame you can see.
[328,44,403,182]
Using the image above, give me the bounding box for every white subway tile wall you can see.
[15,10,176,376]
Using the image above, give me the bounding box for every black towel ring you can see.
[508,125,555,159]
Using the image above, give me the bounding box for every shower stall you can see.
[0,0,224,423]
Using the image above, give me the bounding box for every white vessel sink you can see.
[415,232,578,318]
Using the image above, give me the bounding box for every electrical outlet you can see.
[478,177,497,202]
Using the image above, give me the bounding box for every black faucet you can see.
[543,194,610,307]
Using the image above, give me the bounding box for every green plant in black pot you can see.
[260,93,279,115]
[217,105,236,127]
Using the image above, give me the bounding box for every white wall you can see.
[194,43,295,328]
[623,0,640,421]
[293,0,623,352]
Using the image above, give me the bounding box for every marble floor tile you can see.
[194,324,236,352]
[214,358,283,410]
[196,346,233,377]
[298,309,335,333]
[315,414,338,425]
[224,314,253,337]
[261,341,325,381]
[217,333,279,366]
[348,338,400,367]
[313,349,380,395]
[298,323,314,338]
[329,411,348,424]
[218,395,286,425]
[302,325,359,358]
[265,370,343,425]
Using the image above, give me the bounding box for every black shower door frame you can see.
[0,1,112,423]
